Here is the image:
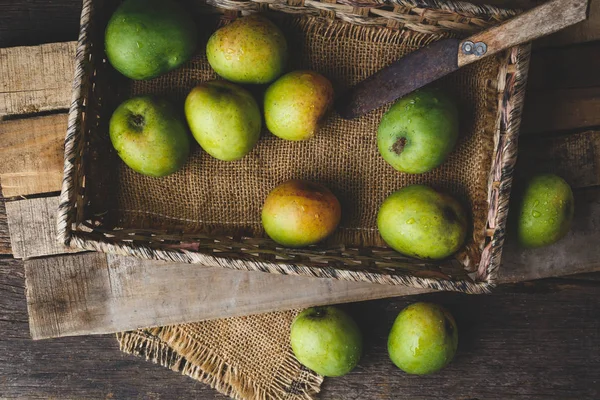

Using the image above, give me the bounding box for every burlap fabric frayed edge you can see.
[117,311,323,400]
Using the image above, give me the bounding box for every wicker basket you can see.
[57,0,530,294]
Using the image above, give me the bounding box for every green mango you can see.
[262,180,341,247]
[105,0,197,80]
[290,306,362,377]
[388,302,458,375]
[517,173,574,248]
[377,89,459,174]
[206,15,287,84]
[264,70,334,141]
[109,96,190,177]
[377,185,468,260]
[185,81,261,161]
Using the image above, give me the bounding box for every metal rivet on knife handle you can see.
[474,42,487,56]
[461,41,487,56]
[457,0,589,67]
[461,41,474,54]
[336,0,589,120]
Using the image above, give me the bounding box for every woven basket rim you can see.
[57,0,529,294]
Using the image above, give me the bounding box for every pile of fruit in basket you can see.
[104,0,576,377]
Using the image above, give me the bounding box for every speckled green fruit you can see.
[388,302,458,375]
[109,96,190,177]
[105,0,197,80]
[262,180,341,247]
[264,71,334,141]
[290,306,362,377]
[185,81,261,161]
[377,89,459,174]
[518,174,574,248]
[377,185,468,260]
[206,15,287,84]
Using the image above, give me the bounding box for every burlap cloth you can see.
[105,16,499,255]
[117,310,321,400]
[113,14,502,400]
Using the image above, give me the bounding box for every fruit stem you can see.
[129,113,145,131]
[392,137,407,155]
[312,307,327,318]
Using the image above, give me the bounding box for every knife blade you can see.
[337,0,589,120]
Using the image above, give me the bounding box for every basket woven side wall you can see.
[57,0,529,294]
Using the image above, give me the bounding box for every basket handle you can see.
[458,0,589,67]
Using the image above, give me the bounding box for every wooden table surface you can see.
[1,0,600,399]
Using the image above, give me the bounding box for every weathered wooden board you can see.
[0,42,75,118]
[0,1,81,48]
[535,0,600,47]
[25,254,426,339]
[521,87,600,134]
[528,42,600,90]
[0,114,66,197]
[0,193,11,254]
[4,253,600,399]
[5,197,82,259]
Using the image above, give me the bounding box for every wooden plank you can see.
[0,192,10,255]
[528,41,600,90]
[518,130,600,188]
[320,282,600,399]
[0,114,66,197]
[522,87,600,134]
[25,254,425,339]
[4,254,600,399]
[0,0,81,48]
[535,0,600,47]
[22,186,600,338]
[5,197,82,259]
[0,42,75,118]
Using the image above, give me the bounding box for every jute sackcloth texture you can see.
[117,310,322,400]
[108,15,500,256]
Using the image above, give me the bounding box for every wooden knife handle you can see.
[458,0,589,67]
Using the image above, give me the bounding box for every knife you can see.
[337,0,589,120]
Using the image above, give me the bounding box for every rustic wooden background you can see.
[1,0,600,398]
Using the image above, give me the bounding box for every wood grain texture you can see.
[5,196,82,259]
[528,41,600,90]
[0,192,10,255]
[535,0,600,47]
[457,0,589,66]
[0,42,75,118]
[3,255,600,399]
[320,284,600,399]
[0,0,81,48]
[0,114,66,197]
[522,87,600,134]
[25,254,425,339]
